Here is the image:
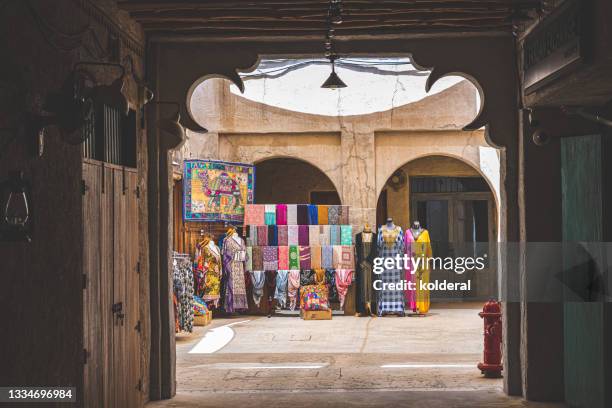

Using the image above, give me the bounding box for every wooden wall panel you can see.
[101,165,115,406]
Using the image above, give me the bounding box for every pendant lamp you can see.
[321,58,347,89]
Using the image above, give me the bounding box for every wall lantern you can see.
[0,171,32,243]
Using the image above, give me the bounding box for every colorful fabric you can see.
[308,204,318,225]
[264,204,276,225]
[339,205,350,225]
[288,270,301,310]
[276,204,287,225]
[277,225,288,246]
[318,205,329,225]
[246,246,253,271]
[274,270,289,308]
[377,226,406,315]
[298,225,310,246]
[249,270,266,307]
[326,269,338,302]
[412,229,433,314]
[314,268,326,285]
[287,204,298,225]
[319,225,330,245]
[195,241,222,307]
[300,284,330,311]
[299,245,311,269]
[257,225,268,246]
[265,271,277,301]
[193,295,208,316]
[322,246,334,269]
[330,225,341,245]
[297,204,309,225]
[288,225,299,246]
[252,246,264,270]
[309,225,320,246]
[289,245,300,269]
[222,234,249,312]
[263,246,278,271]
[340,225,353,245]
[268,225,278,246]
[244,204,265,226]
[278,246,289,270]
[300,269,315,286]
[335,269,354,309]
[404,229,416,310]
[311,246,322,269]
[247,225,257,246]
[184,160,254,222]
[328,205,340,225]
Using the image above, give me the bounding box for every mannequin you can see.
[411,220,424,240]
[355,223,377,316]
[406,220,432,314]
[195,234,222,307]
[222,225,248,313]
[377,217,405,316]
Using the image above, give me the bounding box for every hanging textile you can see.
[276,204,288,225]
[328,205,340,225]
[319,225,331,245]
[314,268,326,285]
[289,245,300,269]
[412,229,433,314]
[244,204,265,226]
[277,225,289,246]
[340,205,350,225]
[265,270,277,306]
[298,225,310,246]
[404,230,416,311]
[194,241,222,307]
[249,270,266,307]
[278,246,289,270]
[300,269,315,286]
[335,269,354,309]
[340,245,355,269]
[173,255,194,332]
[311,246,322,269]
[322,245,334,269]
[263,246,278,271]
[268,225,278,246]
[308,204,318,225]
[297,204,309,225]
[264,204,276,225]
[257,225,268,246]
[222,233,249,312]
[173,293,179,333]
[246,246,253,273]
[330,225,341,245]
[299,245,311,269]
[300,285,330,311]
[340,225,353,245]
[332,245,343,269]
[318,205,329,225]
[248,225,258,246]
[309,225,320,246]
[356,231,377,315]
[274,270,289,308]
[193,295,208,317]
[252,246,264,270]
[287,204,298,225]
[377,225,405,315]
[288,225,299,246]
[288,270,301,310]
[325,269,338,302]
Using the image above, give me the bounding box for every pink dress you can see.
[404,230,416,311]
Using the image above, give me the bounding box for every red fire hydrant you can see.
[477,299,503,378]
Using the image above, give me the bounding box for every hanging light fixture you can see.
[321,56,347,89]
[321,0,347,89]
[0,171,32,242]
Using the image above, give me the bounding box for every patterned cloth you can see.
[300,269,315,286]
[339,205,350,225]
[288,225,299,246]
[268,225,278,246]
[330,225,341,245]
[339,245,355,268]
[335,269,354,309]
[251,246,263,270]
[328,205,340,225]
[276,204,287,225]
[300,285,330,311]
[194,241,222,307]
[340,225,353,245]
[319,225,331,245]
[299,245,311,269]
[264,204,276,225]
[289,245,300,269]
[309,225,320,246]
[263,246,278,271]
[298,225,310,246]
[193,295,208,316]
[288,270,301,310]
[277,225,288,246]
[377,226,406,315]
[247,225,257,246]
[297,204,309,225]
[332,245,343,269]
[173,256,194,332]
[246,246,253,271]
[222,234,249,312]
[244,204,265,226]
[318,205,329,225]
[265,271,277,303]
[278,246,289,270]
[308,204,318,225]
[314,268,327,285]
[257,225,268,246]
[311,246,322,269]
[326,269,338,302]
[287,205,298,225]
[274,270,289,308]
[322,246,334,269]
[249,270,266,306]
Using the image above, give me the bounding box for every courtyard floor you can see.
[148,303,565,408]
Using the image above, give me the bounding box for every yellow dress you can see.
[413,229,432,314]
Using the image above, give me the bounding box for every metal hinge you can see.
[135,320,141,333]
[83,348,89,364]
[82,274,87,290]
[135,186,140,198]
[136,261,141,274]
[136,379,142,391]
[81,180,88,195]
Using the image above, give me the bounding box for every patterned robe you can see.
[195,241,222,307]
[377,225,405,315]
[222,233,249,312]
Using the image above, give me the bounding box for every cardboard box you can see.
[300,309,332,320]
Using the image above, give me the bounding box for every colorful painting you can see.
[184,160,255,222]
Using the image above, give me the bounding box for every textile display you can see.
[288,225,299,246]
[332,245,343,269]
[328,205,340,225]
[274,270,289,308]
[330,225,341,245]
[289,245,300,269]
[325,269,338,302]
[340,225,353,245]
[173,255,194,332]
[249,270,266,307]
[340,205,350,225]
[194,240,222,307]
[300,269,315,286]
[335,269,354,309]
[356,231,377,315]
[318,205,329,225]
[403,230,415,310]
[288,270,301,310]
[222,233,249,312]
[248,225,257,246]
[300,285,330,311]
[251,246,263,270]
[257,225,268,246]
[377,225,406,315]
[264,204,276,225]
[309,225,320,246]
[193,295,208,316]
[246,246,253,271]
[268,225,278,246]
[265,271,277,302]
[298,225,310,246]
[308,204,318,225]
[263,246,278,271]
[276,204,287,225]
[277,225,288,246]
[299,245,311,269]
[339,245,355,269]
[314,268,326,285]
[319,225,331,245]
[183,160,254,222]
[278,246,289,270]
[297,204,309,225]
[310,246,322,269]
[410,229,433,314]
[244,204,265,226]
[287,205,298,225]
[322,245,333,269]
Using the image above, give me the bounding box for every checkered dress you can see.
[377,226,405,315]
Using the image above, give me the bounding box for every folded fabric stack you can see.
[193,295,209,316]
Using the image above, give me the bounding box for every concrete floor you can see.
[149,303,565,408]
